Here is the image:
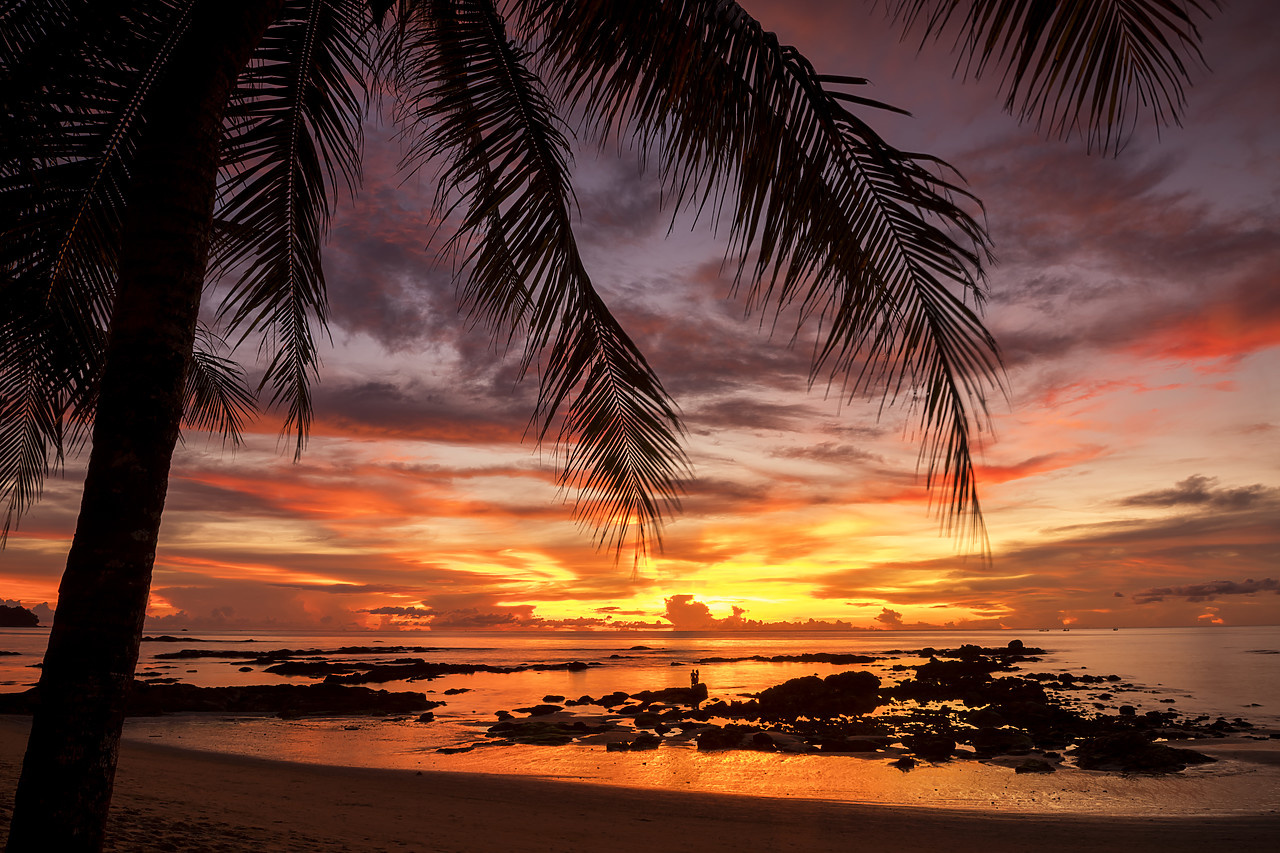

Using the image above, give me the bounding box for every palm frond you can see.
[213,0,370,458]
[389,0,687,554]
[520,0,1000,540]
[182,325,258,445]
[0,1,201,539]
[885,0,1220,153]
[0,308,77,542]
[1,1,199,403]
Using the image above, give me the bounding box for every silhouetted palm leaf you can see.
[886,0,1220,153]
[0,0,1221,547]
[0,0,197,538]
[522,0,1000,537]
[389,0,687,553]
[214,0,370,457]
[183,326,258,445]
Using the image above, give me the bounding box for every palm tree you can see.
[0,0,1217,849]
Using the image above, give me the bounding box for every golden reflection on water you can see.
[123,714,1280,818]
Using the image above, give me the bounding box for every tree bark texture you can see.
[5,2,286,850]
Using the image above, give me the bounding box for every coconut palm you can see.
[0,0,1217,849]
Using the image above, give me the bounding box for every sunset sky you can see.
[5,0,1278,632]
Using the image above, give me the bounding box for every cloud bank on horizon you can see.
[4,1,1277,632]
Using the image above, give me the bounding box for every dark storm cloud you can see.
[1132,577,1279,604]
[1120,475,1275,511]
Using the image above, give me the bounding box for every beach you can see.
[2,719,1278,853]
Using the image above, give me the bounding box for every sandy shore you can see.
[1,719,1277,852]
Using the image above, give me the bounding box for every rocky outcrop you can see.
[0,605,39,628]
[752,671,881,719]
[696,653,877,665]
[1073,731,1216,772]
[0,682,435,717]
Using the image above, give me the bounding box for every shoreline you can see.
[3,719,1279,852]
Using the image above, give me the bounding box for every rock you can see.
[891,756,916,771]
[914,658,1006,686]
[1074,731,1217,772]
[1118,705,1137,716]
[416,712,435,723]
[903,735,954,761]
[324,659,596,685]
[0,605,39,628]
[696,725,763,751]
[818,736,888,753]
[513,704,562,716]
[629,683,708,706]
[264,661,361,677]
[1014,758,1057,774]
[968,707,1007,728]
[542,694,565,703]
[970,727,1035,756]
[102,681,433,717]
[755,670,881,719]
[633,712,663,729]
[488,718,615,745]
[631,732,662,750]
[697,653,877,665]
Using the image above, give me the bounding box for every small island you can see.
[0,605,39,628]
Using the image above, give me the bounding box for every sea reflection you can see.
[123,713,1279,817]
[5,625,1279,816]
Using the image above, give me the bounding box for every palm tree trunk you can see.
[5,3,285,850]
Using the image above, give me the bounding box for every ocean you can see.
[2,625,1278,815]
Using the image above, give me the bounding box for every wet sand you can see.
[1,718,1277,852]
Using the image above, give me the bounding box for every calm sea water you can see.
[2,626,1278,814]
